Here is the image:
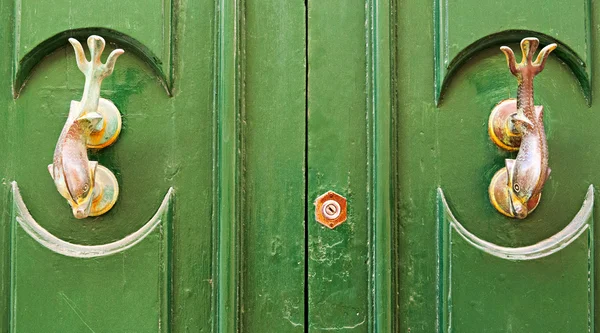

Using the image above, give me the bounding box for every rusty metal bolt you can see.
[314,191,347,229]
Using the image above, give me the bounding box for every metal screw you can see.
[322,200,341,220]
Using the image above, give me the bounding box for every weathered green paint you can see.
[434,0,592,104]
[0,1,15,329]
[9,184,173,332]
[397,0,600,331]
[371,0,394,331]
[215,0,307,331]
[240,0,306,331]
[437,187,594,332]
[215,0,241,330]
[0,0,216,331]
[13,0,174,96]
[1,0,598,332]
[307,0,391,331]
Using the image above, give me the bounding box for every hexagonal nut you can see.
[314,190,347,229]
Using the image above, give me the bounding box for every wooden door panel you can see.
[434,44,595,331]
[307,0,393,331]
[0,0,216,331]
[396,0,598,331]
[7,30,175,333]
[238,0,306,331]
[307,0,370,330]
[13,0,174,97]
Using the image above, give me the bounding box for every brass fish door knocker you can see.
[48,35,123,218]
[488,37,556,219]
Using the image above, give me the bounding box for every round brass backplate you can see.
[488,167,541,219]
[90,165,119,217]
[88,98,122,149]
[488,99,520,151]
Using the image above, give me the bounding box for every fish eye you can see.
[513,183,520,193]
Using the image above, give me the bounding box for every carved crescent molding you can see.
[11,181,173,258]
[435,30,590,106]
[13,28,173,98]
[437,184,594,260]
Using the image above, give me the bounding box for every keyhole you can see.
[322,200,341,220]
[325,204,337,215]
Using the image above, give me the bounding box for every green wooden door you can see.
[396,0,597,332]
[0,0,596,332]
[0,0,217,331]
[0,0,307,332]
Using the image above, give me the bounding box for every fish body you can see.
[506,104,550,218]
[49,101,102,218]
[499,38,556,218]
[48,35,123,218]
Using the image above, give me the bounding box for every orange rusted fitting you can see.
[314,190,347,229]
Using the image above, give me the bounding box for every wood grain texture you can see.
[240,0,306,331]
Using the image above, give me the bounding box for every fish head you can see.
[62,160,97,219]
[508,187,528,219]
[505,158,530,219]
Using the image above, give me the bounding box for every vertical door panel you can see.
[0,0,217,331]
[240,0,306,331]
[307,0,394,331]
[215,0,307,331]
[307,1,369,330]
[0,1,14,329]
[396,0,599,331]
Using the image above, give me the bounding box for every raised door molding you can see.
[434,0,591,105]
[12,0,174,97]
[9,183,173,332]
[437,186,594,332]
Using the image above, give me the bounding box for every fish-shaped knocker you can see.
[488,37,556,219]
[49,35,123,219]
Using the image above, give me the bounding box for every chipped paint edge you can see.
[438,184,593,260]
[11,181,173,258]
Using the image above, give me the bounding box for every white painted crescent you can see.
[438,184,594,260]
[12,181,173,258]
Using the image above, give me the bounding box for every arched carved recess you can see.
[9,25,175,244]
[434,0,591,105]
[12,0,174,97]
[12,182,173,258]
[13,28,173,97]
[9,183,174,332]
[7,2,176,329]
[436,186,595,332]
